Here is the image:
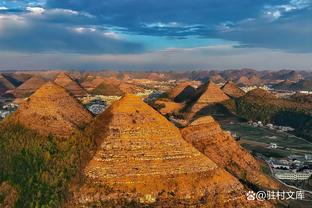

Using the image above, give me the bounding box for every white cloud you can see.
[144,22,182,28]
[74,27,96,33]
[103,31,121,40]
[26,7,45,15]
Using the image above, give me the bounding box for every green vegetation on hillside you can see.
[230,89,312,141]
[0,122,95,207]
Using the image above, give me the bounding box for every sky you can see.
[0,0,311,71]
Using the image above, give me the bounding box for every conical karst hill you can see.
[13,76,47,98]
[54,72,88,97]
[221,81,245,98]
[186,81,230,119]
[70,94,264,207]
[181,116,281,190]
[81,76,105,92]
[92,81,124,96]
[168,82,193,99]
[118,82,145,94]
[0,74,15,95]
[9,82,92,138]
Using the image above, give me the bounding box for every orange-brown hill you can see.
[92,81,124,96]
[221,81,245,98]
[92,79,144,96]
[80,76,105,92]
[69,94,264,207]
[168,82,194,99]
[181,116,281,190]
[8,82,92,138]
[54,72,88,97]
[0,74,15,95]
[185,81,230,119]
[13,76,47,98]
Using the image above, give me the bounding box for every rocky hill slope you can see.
[221,81,245,98]
[181,116,281,190]
[54,72,88,97]
[68,94,264,207]
[185,81,230,119]
[13,76,47,98]
[8,82,92,137]
[0,74,15,95]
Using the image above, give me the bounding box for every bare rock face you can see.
[186,81,230,119]
[69,94,263,207]
[181,116,281,190]
[54,72,88,98]
[9,82,92,138]
[221,81,245,98]
[13,76,47,98]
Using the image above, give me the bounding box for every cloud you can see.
[0,9,143,54]
[45,0,312,52]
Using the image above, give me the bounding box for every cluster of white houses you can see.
[269,157,312,181]
[275,169,312,180]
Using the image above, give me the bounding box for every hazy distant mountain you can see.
[273,80,312,91]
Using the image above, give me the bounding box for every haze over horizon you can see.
[0,0,311,71]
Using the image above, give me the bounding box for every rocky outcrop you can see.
[54,72,88,97]
[13,76,47,98]
[69,95,264,207]
[221,81,245,98]
[181,116,281,190]
[9,82,92,138]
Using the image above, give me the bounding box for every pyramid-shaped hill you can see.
[236,76,250,86]
[195,81,230,105]
[9,82,92,138]
[174,85,196,103]
[186,81,230,119]
[221,81,245,98]
[181,116,281,190]
[13,76,47,98]
[0,74,15,95]
[92,81,124,96]
[71,94,261,207]
[54,72,88,97]
[119,82,145,94]
[80,76,105,92]
[168,82,191,99]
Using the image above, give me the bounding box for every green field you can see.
[220,122,312,158]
